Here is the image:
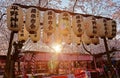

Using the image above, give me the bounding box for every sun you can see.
[52,43,62,53]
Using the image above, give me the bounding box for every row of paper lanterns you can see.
[7,5,116,45]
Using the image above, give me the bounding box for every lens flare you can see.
[52,43,62,53]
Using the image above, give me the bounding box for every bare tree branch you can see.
[38,0,41,6]
[0,13,6,22]
[43,0,49,8]
[72,0,78,12]
[81,41,93,56]
[94,48,120,57]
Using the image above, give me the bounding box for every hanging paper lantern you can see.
[43,31,50,43]
[25,7,40,34]
[84,16,97,38]
[75,36,81,45]
[66,34,72,44]
[71,30,81,45]
[112,20,117,37]
[91,36,99,45]
[102,18,108,38]
[7,4,23,32]
[46,33,54,44]
[96,18,106,38]
[43,10,56,35]
[54,27,62,44]
[58,12,71,36]
[18,24,29,42]
[30,27,40,43]
[106,19,116,39]
[72,15,84,37]
[63,33,71,44]
[82,33,91,45]
[43,29,55,44]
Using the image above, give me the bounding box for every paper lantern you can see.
[25,7,40,34]
[75,36,81,45]
[91,36,99,45]
[43,31,50,43]
[43,10,56,35]
[71,30,81,45]
[43,29,55,44]
[84,16,97,38]
[72,15,84,37]
[18,24,29,42]
[63,33,71,44]
[54,27,62,44]
[58,12,71,36]
[30,27,40,43]
[66,34,72,44]
[106,19,116,39]
[102,18,108,38]
[82,33,91,45]
[112,20,117,37]
[7,5,23,31]
[96,18,106,38]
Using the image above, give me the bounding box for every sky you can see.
[61,0,69,8]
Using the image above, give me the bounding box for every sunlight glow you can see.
[52,43,62,53]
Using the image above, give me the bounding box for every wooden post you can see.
[103,37,113,78]
[93,57,97,69]
[4,31,15,78]
[11,41,23,78]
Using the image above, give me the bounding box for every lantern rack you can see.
[13,3,111,20]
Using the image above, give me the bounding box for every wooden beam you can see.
[13,3,112,19]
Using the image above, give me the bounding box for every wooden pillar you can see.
[103,37,113,78]
[4,31,15,78]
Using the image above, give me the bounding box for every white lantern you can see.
[71,30,81,45]
[112,20,117,37]
[58,12,71,36]
[96,18,106,38]
[43,10,56,35]
[72,15,84,37]
[91,36,99,45]
[84,16,97,38]
[106,19,116,39]
[18,24,29,42]
[63,33,71,44]
[7,5,23,31]
[82,33,91,45]
[25,7,40,34]
[66,34,72,44]
[43,31,50,43]
[30,27,40,43]
[102,18,108,37]
[74,36,81,45]
[54,27,62,44]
